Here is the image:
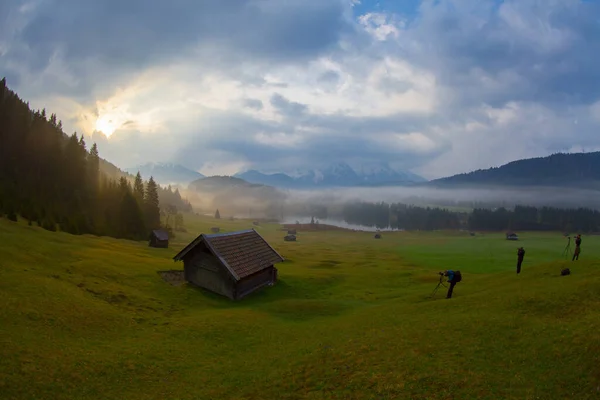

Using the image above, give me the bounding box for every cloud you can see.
[2,0,600,181]
[243,99,264,110]
[270,93,308,118]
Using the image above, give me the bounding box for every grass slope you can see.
[1,215,600,399]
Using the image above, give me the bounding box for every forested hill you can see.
[0,78,190,238]
[99,157,193,214]
[430,152,600,188]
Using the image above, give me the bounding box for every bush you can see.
[7,211,17,222]
[42,219,56,232]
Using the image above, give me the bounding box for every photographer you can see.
[573,234,582,261]
[439,269,461,299]
[517,247,525,274]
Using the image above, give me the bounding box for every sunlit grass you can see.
[1,214,599,399]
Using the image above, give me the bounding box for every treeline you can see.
[341,201,600,232]
[342,202,464,230]
[0,78,188,240]
[159,185,193,214]
[468,206,600,232]
[101,159,193,215]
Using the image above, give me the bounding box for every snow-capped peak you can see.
[234,161,427,188]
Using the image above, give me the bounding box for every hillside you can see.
[125,162,204,187]
[430,151,600,188]
[0,77,192,223]
[1,216,600,399]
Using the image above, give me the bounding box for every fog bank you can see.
[180,183,600,220]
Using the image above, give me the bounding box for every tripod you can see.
[431,274,447,299]
[563,237,572,258]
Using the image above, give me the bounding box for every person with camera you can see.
[517,247,525,274]
[439,269,462,299]
[573,234,582,261]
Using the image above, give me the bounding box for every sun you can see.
[95,116,118,138]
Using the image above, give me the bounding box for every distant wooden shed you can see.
[173,229,284,300]
[149,229,169,248]
[506,232,519,241]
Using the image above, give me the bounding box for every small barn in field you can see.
[506,232,519,241]
[172,229,284,300]
[149,229,169,248]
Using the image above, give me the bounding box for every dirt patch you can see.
[158,270,186,286]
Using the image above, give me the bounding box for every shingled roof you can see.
[173,229,284,280]
[151,229,169,241]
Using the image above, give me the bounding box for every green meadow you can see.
[1,214,600,400]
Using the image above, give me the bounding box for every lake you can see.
[281,217,401,232]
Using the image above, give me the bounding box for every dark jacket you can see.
[517,248,525,260]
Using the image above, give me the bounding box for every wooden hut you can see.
[149,229,169,248]
[506,232,519,241]
[172,229,284,300]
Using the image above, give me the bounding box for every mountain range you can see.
[126,151,600,192]
[125,161,426,189]
[235,162,427,189]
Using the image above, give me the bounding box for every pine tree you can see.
[165,204,177,228]
[118,176,130,194]
[87,143,100,200]
[215,209,221,219]
[175,213,184,231]
[144,177,160,230]
[133,172,145,205]
[119,190,146,239]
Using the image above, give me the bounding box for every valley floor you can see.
[1,215,600,399]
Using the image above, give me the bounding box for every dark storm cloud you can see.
[9,0,353,71]
[0,0,355,100]
[408,0,600,108]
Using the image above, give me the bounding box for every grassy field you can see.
[1,213,600,400]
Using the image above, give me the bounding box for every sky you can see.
[2,0,600,180]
